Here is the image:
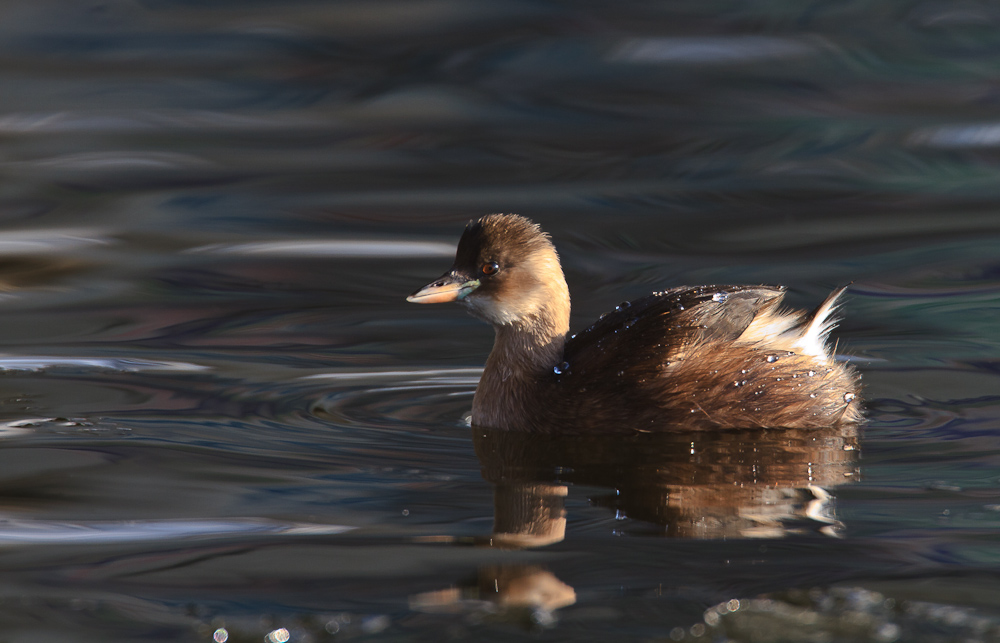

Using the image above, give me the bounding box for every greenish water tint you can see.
[0,1,996,641]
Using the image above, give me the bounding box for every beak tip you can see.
[407,275,478,304]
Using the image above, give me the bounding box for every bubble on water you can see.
[266,629,290,643]
[875,623,901,642]
[362,616,391,634]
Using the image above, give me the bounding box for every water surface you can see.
[0,1,998,641]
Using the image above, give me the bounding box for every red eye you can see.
[481,262,499,276]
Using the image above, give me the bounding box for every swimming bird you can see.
[408,214,861,432]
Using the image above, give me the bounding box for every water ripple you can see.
[612,36,817,64]
[0,518,352,545]
[910,123,1000,148]
[188,239,456,259]
[0,228,109,254]
[0,357,210,373]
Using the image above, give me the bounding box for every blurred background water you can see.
[0,1,997,641]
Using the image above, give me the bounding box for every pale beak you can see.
[407,273,480,304]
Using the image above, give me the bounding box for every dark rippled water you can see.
[0,1,1000,641]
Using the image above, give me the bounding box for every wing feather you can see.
[560,285,786,382]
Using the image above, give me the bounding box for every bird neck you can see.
[490,315,568,374]
[472,304,569,429]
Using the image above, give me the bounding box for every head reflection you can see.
[474,425,859,543]
[410,564,576,621]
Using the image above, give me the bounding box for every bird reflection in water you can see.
[476,424,859,542]
[410,423,858,624]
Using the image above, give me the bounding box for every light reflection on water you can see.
[0,0,994,641]
[0,518,352,544]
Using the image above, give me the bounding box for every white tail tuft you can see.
[790,286,848,362]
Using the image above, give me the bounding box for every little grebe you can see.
[408,214,861,431]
